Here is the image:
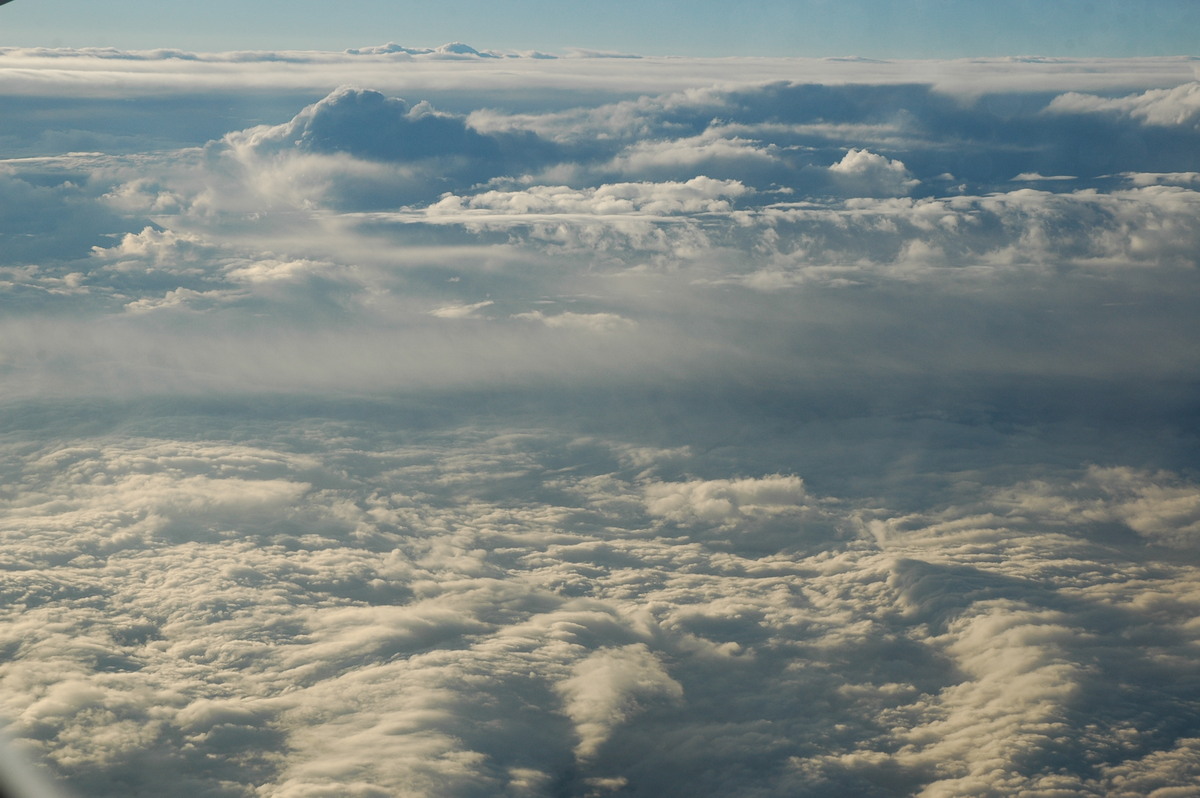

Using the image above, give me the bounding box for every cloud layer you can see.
[1,45,1199,797]
[2,410,1199,797]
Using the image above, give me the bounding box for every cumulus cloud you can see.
[555,645,683,760]
[643,475,809,524]
[91,227,214,274]
[230,87,499,163]
[827,148,919,195]
[202,86,557,211]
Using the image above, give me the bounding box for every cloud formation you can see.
[1,43,1199,798]
[2,416,1199,797]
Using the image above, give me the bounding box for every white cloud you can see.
[429,300,494,319]
[1121,171,1200,187]
[828,148,919,195]
[3,47,1195,101]
[513,310,636,333]
[644,475,810,524]
[1047,82,1200,127]
[1012,172,1076,181]
[1076,466,1200,548]
[122,286,240,314]
[90,227,213,274]
[604,134,784,181]
[555,644,683,759]
[428,177,750,218]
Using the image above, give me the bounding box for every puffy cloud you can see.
[987,465,1200,548]
[827,148,919,195]
[230,87,500,164]
[203,87,558,211]
[745,185,1200,287]
[644,475,809,524]
[555,645,683,760]
[91,227,215,275]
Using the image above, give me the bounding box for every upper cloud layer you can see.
[1047,81,1200,127]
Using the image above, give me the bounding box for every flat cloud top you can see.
[1,46,1197,99]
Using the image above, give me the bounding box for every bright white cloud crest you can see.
[1,45,1200,798]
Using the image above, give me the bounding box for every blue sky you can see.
[1,0,1197,55]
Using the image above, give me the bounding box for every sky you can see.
[2,0,1200,56]
[2,4,1200,798]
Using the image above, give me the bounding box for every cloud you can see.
[1047,82,1200,127]
[603,134,786,183]
[3,44,1200,798]
[0,170,132,269]
[343,42,503,59]
[429,299,494,319]
[512,311,636,334]
[827,148,920,195]
[122,286,240,314]
[1012,172,1076,182]
[3,419,1199,797]
[205,87,558,210]
[555,645,683,760]
[91,227,214,275]
[233,87,500,164]
[7,46,1194,103]
[643,475,809,525]
[428,177,750,218]
[1121,170,1200,187]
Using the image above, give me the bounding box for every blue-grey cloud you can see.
[237,87,502,163]
[210,86,558,209]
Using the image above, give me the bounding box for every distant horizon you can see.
[4,39,1200,61]
[7,39,1200,62]
[1,0,1197,58]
